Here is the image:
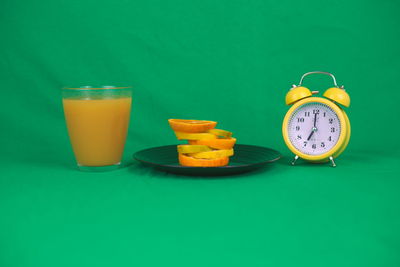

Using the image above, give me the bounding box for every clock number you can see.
[323,112,326,117]
[329,118,333,124]
[296,126,300,131]
[321,142,325,148]
[303,141,307,147]
[331,127,335,133]
[305,112,310,117]
[328,136,332,141]
[297,135,302,139]
[312,144,316,149]
[313,109,320,114]
[297,118,304,123]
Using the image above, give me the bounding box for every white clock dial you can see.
[287,102,341,155]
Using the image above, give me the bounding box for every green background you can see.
[1,0,399,266]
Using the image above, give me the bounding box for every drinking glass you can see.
[62,86,132,171]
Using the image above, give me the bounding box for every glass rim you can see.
[63,85,131,90]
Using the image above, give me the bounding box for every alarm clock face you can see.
[287,102,341,155]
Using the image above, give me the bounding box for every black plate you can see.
[133,144,281,176]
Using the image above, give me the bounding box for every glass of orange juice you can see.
[62,86,132,171]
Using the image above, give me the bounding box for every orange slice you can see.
[174,131,217,140]
[177,145,212,154]
[179,154,229,167]
[207,129,232,138]
[189,137,236,150]
[168,119,217,133]
[189,149,234,159]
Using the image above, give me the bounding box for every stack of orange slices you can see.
[168,119,236,167]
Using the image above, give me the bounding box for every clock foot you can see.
[291,155,299,166]
[329,156,336,167]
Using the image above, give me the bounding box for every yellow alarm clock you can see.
[282,71,351,167]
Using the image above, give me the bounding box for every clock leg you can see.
[291,155,299,166]
[329,156,336,167]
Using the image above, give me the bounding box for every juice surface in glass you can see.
[62,86,131,170]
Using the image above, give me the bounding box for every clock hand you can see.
[307,130,314,141]
[307,113,318,141]
[313,113,317,127]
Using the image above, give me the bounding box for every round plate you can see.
[133,144,281,176]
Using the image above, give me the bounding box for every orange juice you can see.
[63,97,131,166]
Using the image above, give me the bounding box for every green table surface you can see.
[1,0,400,266]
